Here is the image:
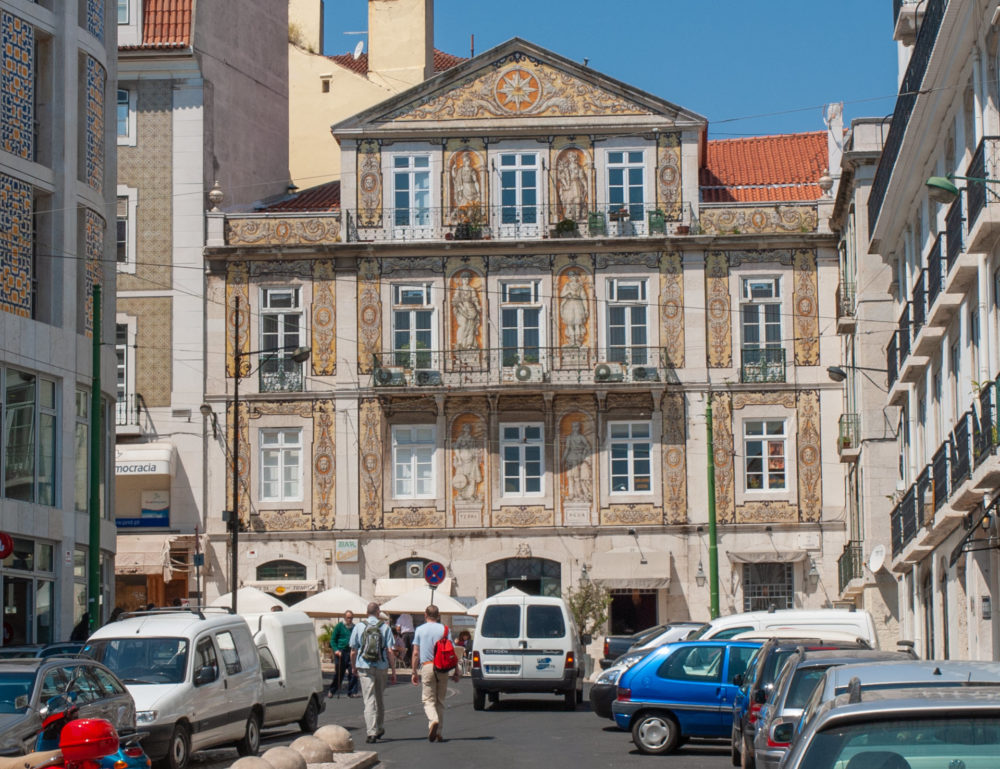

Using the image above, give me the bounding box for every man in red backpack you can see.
[410,604,460,742]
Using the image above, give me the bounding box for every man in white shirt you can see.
[410,604,460,742]
[350,602,397,743]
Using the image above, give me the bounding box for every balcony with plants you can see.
[740,346,786,384]
[837,413,861,462]
[836,281,856,334]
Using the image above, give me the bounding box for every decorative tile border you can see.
[1,11,33,160]
[0,173,32,318]
[226,215,341,246]
[84,56,106,192]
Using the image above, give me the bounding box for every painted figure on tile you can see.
[452,274,480,350]
[556,150,588,222]
[562,421,592,502]
[452,423,482,502]
[451,152,482,211]
[560,272,589,347]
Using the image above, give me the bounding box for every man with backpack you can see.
[410,604,460,742]
[350,602,398,743]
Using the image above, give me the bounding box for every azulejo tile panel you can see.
[85,56,106,192]
[85,0,104,42]
[2,11,34,161]
[83,208,105,336]
[0,173,32,318]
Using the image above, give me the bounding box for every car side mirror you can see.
[732,673,743,687]
[263,668,280,681]
[753,688,767,704]
[194,665,217,686]
[772,722,794,744]
[580,633,592,646]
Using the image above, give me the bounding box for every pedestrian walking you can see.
[350,602,397,743]
[327,611,355,698]
[410,604,460,742]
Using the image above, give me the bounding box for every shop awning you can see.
[243,579,324,596]
[589,549,671,589]
[374,577,453,601]
[114,535,176,576]
[115,443,175,477]
[726,550,807,564]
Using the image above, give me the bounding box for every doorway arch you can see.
[486,558,561,597]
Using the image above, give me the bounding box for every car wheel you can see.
[473,688,486,711]
[235,710,261,756]
[298,696,319,733]
[740,735,756,769]
[631,711,680,755]
[576,684,584,704]
[163,724,190,769]
[488,691,500,704]
[563,687,575,711]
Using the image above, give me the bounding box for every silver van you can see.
[86,609,264,769]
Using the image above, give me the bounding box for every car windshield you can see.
[86,638,189,684]
[0,671,36,713]
[800,716,1000,769]
[787,668,830,709]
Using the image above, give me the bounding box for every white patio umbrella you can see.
[293,586,369,618]
[466,586,529,616]
[380,585,468,615]
[210,587,286,613]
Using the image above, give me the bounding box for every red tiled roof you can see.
[700,131,827,203]
[118,0,191,49]
[328,48,467,76]
[262,180,341,212]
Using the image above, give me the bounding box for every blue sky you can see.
[322,0,899,138]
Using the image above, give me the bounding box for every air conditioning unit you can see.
[406,560,424,578]
[594,362,624,382]
[632,366,659,381]
[373,366,406,387]
[414,369,441,386]
[514,363,544,383]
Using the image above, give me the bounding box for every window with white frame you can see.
[259,429,302,502]
[117,0,130,23]
[501,423,544,496]
[606,150,645,221]
[116,186,136,271]
[971,307,981,387]
[117,2,141,48]
[741,277,782,370]
[500,281,542,366]
[606,279,648,365]
[114,320,136,424]
[116,89,136,146]
[742,563,793,611]
[392,426,435,498]
[498,152,539,228]
[393,155,431,228]
[393,284,434,368]
[115,323,129,404]
[744,419,786,491]
[260,288,304,392]
[74,389,88,513]
[608,421,651,493]
[3,369,57,506]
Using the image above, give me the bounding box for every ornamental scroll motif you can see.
[600,504,661,526]
[711,392,736,523]
[661,392,687,524]
[225,216,341,246]
[656,132,683,221]
[796,389,822,521]
[226,400,251,528]
[660,253,684,369]
[494,506,553,527]
[792,250,819,366]
[311,400,335,529]
[357,139,382,228]
[385,507,446,529]
[357,258,381,375]
[226,262,250,378]
[358,398,384,530]
[388,56,652,121]
[705,252,731,368]
[699,204,818,235]
[312,261,336,377]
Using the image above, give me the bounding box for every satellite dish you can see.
[868,544,886,574]
[352,40,364,60]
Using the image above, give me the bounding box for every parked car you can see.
[730,635,872,769]
[751,648,915,769]
[590,650,652,720]
[600,622,701,669]
[780,687,1000,769]
[686,608,878,646]
[0,657,137,756]
[85,608,264,769]
[612,640,761,755]
[0,644,86,660]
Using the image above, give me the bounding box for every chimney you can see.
[368,0,434,89]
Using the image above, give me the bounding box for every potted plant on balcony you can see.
[552,218,579,238]
[454,205,484,240]
[647,209,666,234]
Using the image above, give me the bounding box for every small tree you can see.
[563,579,611,639]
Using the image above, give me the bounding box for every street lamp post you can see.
[228,295,310,613]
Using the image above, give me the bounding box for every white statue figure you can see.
[556,151,588,222]
[451,152,482,211]
[452,423,483,502]
[560,272,589,347]
[562,421,592,502]
[452,274,480,350]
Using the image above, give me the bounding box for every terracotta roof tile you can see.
[328,48,466,76]
[262,180,340,212]
[119,0,192,48]
[700,131,827,203]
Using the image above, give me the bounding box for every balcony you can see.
[974,383,998,470]
[740,347,786,384]
[925,232,961,328]
[911,268,945,356]
[932,439,950,513]
[893,0,925,44]
[370,345,674,391]
[965,136,1000,253]
[258,357,306,393]
[116,392,144,435]
[942,194,977,296]
[836,281,857,334]
[837,540,864,595]
[838,413,861,463]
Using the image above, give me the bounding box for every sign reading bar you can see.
[335,539,359,563]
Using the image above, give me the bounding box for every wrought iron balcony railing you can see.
[952,410,972,489]
[897,302,911,366]
[966,136,1000,230]
[911,269,926,339]
[945,194,964,272]
[116,392,143,427]
[838,413,860,452]
[975,382,998,469]
[838,540,864,594]
[838,281,857,319]
[927,233,945,309]
[740,347,786,384]
[259,357,306,393]
[887,331,899,389]
[932,438,951,512]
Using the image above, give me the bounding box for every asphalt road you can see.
[191,677,731,769]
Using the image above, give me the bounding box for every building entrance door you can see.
[609,589,657,635]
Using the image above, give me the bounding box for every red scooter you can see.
[0,718,119,769]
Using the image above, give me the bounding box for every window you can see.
[255,559,306,581]
[393,155,430,228]
[393,284,434,368]
[117,0,129,24]
[392,425,435,498]
[216,631,241,675]
[499,152,539,231]
[950,338,961,421]
[657,645,723,683]
[115,186,136,270]
[971,308,980,386]
[501,424,543,496]
[741,278,782,371]
[114,320,136,423]
[744,419,786,491]
[481,605,520,638]
[607,150,645,221]
[608,421,651,493]
[259,429,302,502]
[742,563,793,611]
[3,369,57,505]
[193,638,218,686]
[260,288,304,392]
[606,279,648,364]
[500,281,542,366]
[526,605,565,638]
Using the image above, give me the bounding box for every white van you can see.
[86,609,265,769]
[471,594,586,711]
[686,608,878,647]
[243,611,325,733]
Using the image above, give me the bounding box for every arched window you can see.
[486,558,561,597]
[256,560,306,581]
[389,557,431,579]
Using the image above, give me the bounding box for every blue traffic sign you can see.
[424,561,446,586]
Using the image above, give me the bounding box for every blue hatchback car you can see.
[612,640,762,755]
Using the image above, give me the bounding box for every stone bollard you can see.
[260,746,307,769]
[313,725,354,753]
[231,759,272,769]
[289,736,333,764]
